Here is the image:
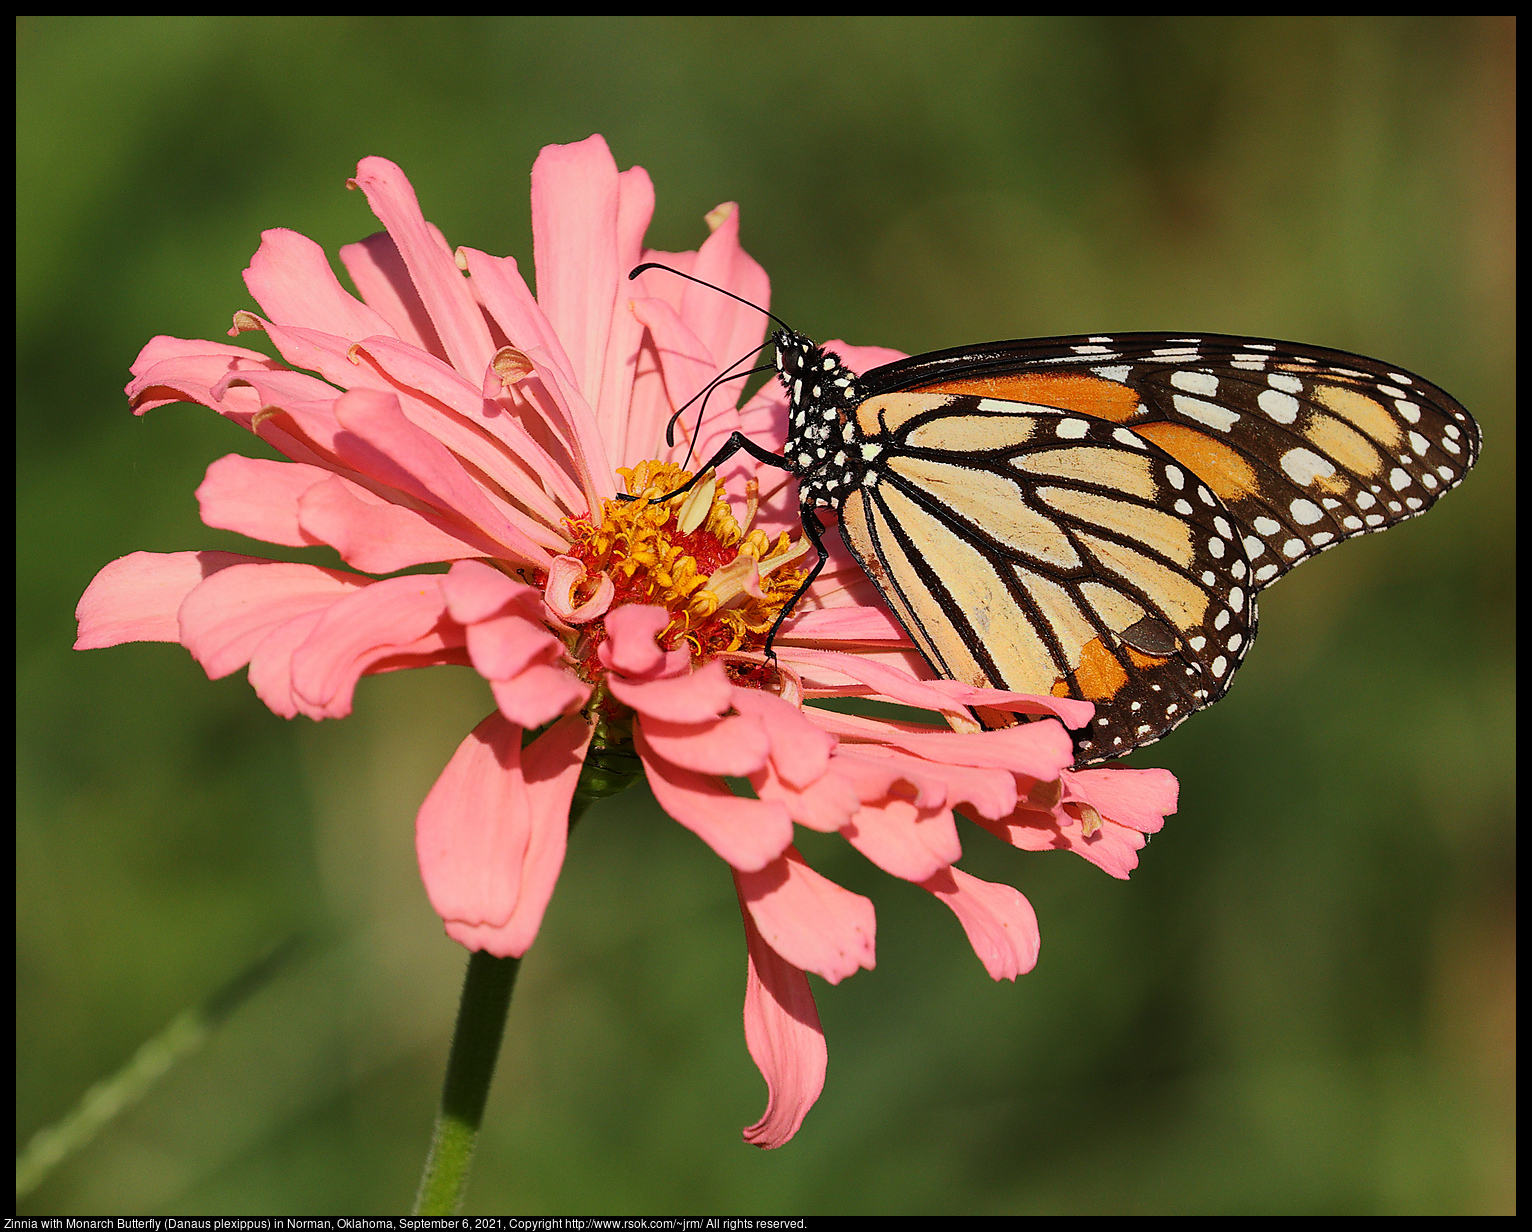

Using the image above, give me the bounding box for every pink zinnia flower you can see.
[75,135,1178,1148]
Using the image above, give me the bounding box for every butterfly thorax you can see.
[774,328,869,511]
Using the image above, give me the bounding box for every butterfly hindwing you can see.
[837,392,1256,764]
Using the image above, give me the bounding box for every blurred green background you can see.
[17,15,1514,1216]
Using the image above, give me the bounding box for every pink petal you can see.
[681,202,770,390]
[736,879,826,1150]
[599,603,670,676]
[243,227,400,341]
[196,454,329,548]
[490,663,592,730]
[786,648,1096,729]
[329,388,554,567]
[345,332,580,526]
[834,743,1018,821]
[921,867,1040,981]
[177,560,374,680]
[467,612,563,680]
[811,708,1075,779]
[750,759,862,834]
[981,807,1149,881]
[512,344,616,508]
[442,559,542,625]
[126,336,288,416]
[637,713,771,777]
[777,604,910,645]
[594,164,655,455]
[246,607,331,718]
[609,658,734,723]
[75,550,264,650]
[245,606,468,721]
[840,797,962,883]
[418,711,595,958]
[531,136,621,409]
[457,247,579,388]
[348,156,496,382]
[544,555,614,623]
[297,473,504,572]
[734,848,876,984]
[287,573,457,714]
[1064,766,1179,834]
[812,745,921,807]
[337,230,445,358]
[635,726,793,872]
[729,687,835,789]
[629,294,732,460]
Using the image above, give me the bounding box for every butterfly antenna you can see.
[667,353,772,468]
[629,262,794,335]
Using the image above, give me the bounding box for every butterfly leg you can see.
[761,507,830,660]
[614,432,794,503]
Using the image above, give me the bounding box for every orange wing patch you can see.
[911,372,1144,423]
[1071,636,1130,702]
[1132,421,1262,504]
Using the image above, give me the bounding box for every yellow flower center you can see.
[563,461,810,670]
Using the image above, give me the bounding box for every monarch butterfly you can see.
[631,266,1481,766]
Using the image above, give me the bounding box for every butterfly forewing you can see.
[878,332,1480,592]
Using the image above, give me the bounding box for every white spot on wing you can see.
[1171,370,1219,396]
[1289,498,1324,526]
[1280,447,1337,485]
[1258,389,1301,423]
[1173,395,1239,431]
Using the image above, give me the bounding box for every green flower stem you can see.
[413,732,643,1215]
[412,949,523,1215]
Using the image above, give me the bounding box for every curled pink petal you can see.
[420,711,595,958]
[288,574,457,715]
[737,878,826,1149]
[177,560,374,681]
[637,713,771,777]
[608,658,733,723]
[490,664,592,730]
[635,725,793,872]
[750,759,863,834]
[600,603,670,676]
[981,806,1149,881]
[840,797,962,884]
[730,687,835,789]
[545,554,614,623]
[921,866,1040,981]
[466,613,562,681]
[1064,765,1178,834]
[734,848,876,984]
[442,559,542,625]
[349,156,496,382]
